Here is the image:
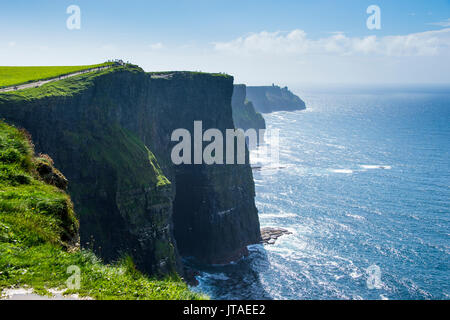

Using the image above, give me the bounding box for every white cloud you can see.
[149,42,165,50]
[8,41,16,47]
[429,18,450,27]
[213,28,450,57]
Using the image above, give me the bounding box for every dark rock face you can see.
[246,85,306,113]
[0,68,261,273]
[142,73,261,264]
[231,84,266,132]
[0,70,177,275]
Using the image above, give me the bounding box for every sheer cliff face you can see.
[246,85,306,113]
[143,73,261,264]
[231,84,266,132]
[0,67,261,272]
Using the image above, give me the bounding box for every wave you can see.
[345,213,366,220]
[197,272,230,281]
[329,165,392,174]
[260,212,298,219]
[330,169,353,174]
[360,165,392,170]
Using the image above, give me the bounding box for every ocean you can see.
[191,86,450,300]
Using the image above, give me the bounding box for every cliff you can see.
[231,84,266,132]
[246,85,306,113]
[0,121,203,299]
[0,65,261,275]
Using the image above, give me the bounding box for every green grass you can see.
[0,244,204,300]
[0,121,205,300]
[0,64,141,103]
[0,62,113,88]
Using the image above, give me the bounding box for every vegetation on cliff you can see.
[0,62,113,88]
[0,64,180,275]
[0,63,141,103]
[0,121,204,300]
[0,62,260,278]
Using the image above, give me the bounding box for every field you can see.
[0,63,113,88]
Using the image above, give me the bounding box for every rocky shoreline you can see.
[260,227,292,245]
[184,227,293,287]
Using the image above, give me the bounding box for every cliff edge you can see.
[0,65,261,275]
[246,85,306,113]
[0,121,203,299]
[231,84,266,132]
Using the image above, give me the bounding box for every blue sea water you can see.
[192,86,450,300]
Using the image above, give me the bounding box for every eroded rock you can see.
[261,227,292,245]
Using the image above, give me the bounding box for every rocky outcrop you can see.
[0,66,261,274]
[246,85,306,113]
[261,227,292,245]
[35,154,69,191]
[231,84,266,132]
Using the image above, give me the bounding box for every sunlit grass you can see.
[0,63,113,88]
[0,121,205,300]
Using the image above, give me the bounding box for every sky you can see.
[1,0,450,87]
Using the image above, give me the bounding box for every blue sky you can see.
[1,0,450,86]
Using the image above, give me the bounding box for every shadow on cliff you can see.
[185,244,273,300]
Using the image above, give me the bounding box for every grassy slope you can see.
[0,62,113,88]
[0,118,203,299]
[0,64,139,104]
[0,63,178,271]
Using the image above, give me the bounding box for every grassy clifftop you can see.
[0,62,113,88]
[0,61,260,287]
[0,63,141,102]
[0,121,204,300]
[0,63,182,275]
